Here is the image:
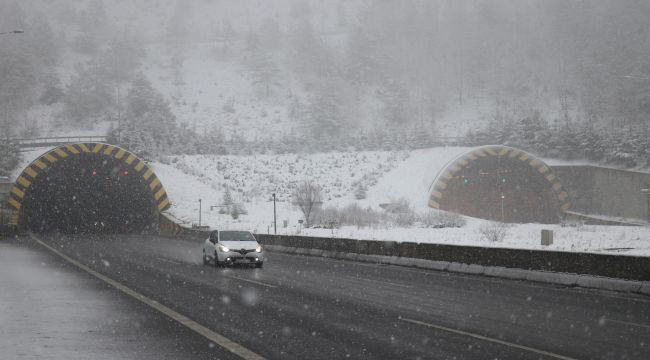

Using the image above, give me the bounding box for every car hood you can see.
[220,241,259,250]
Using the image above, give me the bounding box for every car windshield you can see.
[219,231,255,242]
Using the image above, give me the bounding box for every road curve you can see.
[29,234,650,359]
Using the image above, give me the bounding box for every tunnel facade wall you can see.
[7,143,171,229]
[552,165,650,221]
[0,181,16,227]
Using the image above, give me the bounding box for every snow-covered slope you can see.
[154,147,650,257]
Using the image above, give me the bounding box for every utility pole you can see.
[110,44,122,145]
[272,193,277,234]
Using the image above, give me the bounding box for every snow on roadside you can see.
[288,222,650,257]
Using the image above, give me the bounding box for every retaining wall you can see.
[553,165,650,221]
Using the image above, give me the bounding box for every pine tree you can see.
[607,127,638,167]
[577,121,605,161]
[39,72,64,105]
[74,0,108,54]
[248,50,281,97]
[306,83,344,139]
[108,32,145,81]
[289,20,333,78]
[222,186,234,207]
[346,28,379,90]
[0,137,20,176]
[221,186,234,215]
[0,47,35,123]
[354,184,367,200]
[119,73,179,155]
[376,79,409,126]
[116,121,153,159]
[63,60,112,124]
[29,12,58,68]
[555,121,580,160]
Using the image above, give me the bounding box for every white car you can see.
[202,230,265,268]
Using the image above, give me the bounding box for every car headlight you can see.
[219,245,230,252]
[255,245,262,253]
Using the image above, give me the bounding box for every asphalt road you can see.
[0,237,237,360]
[10,234,650,359]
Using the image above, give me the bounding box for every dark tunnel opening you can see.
[21,153,159,234]
[439,156,560,224]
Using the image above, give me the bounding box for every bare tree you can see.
[292,180,322,227]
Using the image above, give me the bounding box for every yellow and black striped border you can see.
[7,143,171,225]
[428,145,571,213]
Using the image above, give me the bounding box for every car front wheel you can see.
[214,251,224,268]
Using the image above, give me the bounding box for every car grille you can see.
[233,249,255,255]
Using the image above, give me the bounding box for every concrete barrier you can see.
[254,234,650,282]
[397,242,418,258]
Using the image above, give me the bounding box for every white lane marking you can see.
[30,234,266,360]
[223,275,276,289]
[605,318,650,330]
[399,317,578,360]
[343,275,412,288]
[156,257,182,265]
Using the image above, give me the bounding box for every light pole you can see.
[500,193,505,222]
[109,45,122,145]
[641,188,650,223]
[0,29,24,36]
[198,198,202,227]
[272,193,277,234]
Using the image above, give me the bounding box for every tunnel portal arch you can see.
[428,145,570,223]
[6,143,171,233]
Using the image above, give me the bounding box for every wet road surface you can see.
[3,234,650,360]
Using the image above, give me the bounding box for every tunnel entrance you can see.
[429,146,570,224]
[440,157,560,223]
[21,153,157,234]
[8,143,170,234]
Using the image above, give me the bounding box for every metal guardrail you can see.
[10,136,108,151]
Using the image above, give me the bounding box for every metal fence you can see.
[12,136,108,151]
